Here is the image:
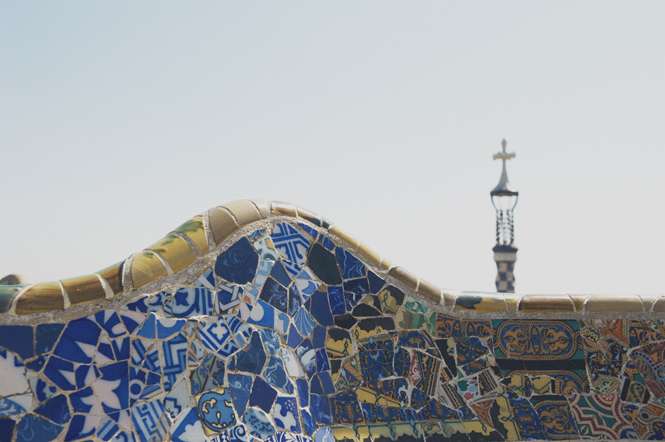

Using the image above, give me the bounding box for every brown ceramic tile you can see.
[388,266,418,292]
[568,294,587,312]
[328,225,386,272]
[651,296,665,313]
[503,295,519,314]
[173,215,209,254]
[130,251,169,289]
[585,295,645,313]
[147,233,197,274]
[15,282,65,315]
[250,200,271,218]
[454,293,507,313]
[222,200,263,226]
[0,285,22,313]
[61,274,107,306]
[207,207,238,245]
[518,295,576,313]
[271,201,298,218]
[416,278,442,304]
[295,207,323,226]
[441,291,457,310]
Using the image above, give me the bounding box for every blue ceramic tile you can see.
[287,325,304,348]
[306,243,341,285]
[293,306,315,337]
[342,277,370,310]
[309,394,332,425]
[96,418,120,441]
[273,396,301,433]
[35,394,70,425]
[260,278,288,313]
[0,418,15,442]
[131,399,168,442]
[309,291,333,327]
[297,222,319,239]
[217,285,242,313]
[161,333,188,390]
[288,285,302,316]
[264,356,289,391]
[296,379,309,407]
[165,287,214,317]
[43,357,76,391]
[197,390,237,432]
[17,414,61,442]
[249,377,277,413]
[228,373,252,416]
[335,247,366,279]
[271,223,311,276]
[170,408,199,442]
[301,410,315,437]
[234,332,265,374]
[243,407,275,439]
[0,325,33,360]
[320,236,335,251]
[215,237,258,284]
[328,286,346,315]
[367,271,385,294]
[270,261,292,287]
[35,324,63,355]
[53,318,101,364]
[246,300,277,329]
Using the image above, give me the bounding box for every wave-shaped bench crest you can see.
[0,199,663,441]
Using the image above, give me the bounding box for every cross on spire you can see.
[491,139,517,197]
[493,138,516,166]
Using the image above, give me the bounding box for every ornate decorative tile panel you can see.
[0,200,663,441]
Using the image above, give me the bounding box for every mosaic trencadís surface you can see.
[1,200,664,442]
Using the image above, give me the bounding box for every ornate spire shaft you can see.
[491,139,518,293]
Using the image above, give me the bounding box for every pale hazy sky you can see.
[2,2,664,295]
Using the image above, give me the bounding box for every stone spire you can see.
[490,139,518,293]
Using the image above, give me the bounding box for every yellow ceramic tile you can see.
[421,421,445,440]
[356,387,400,407]
[331,425,357,442]
[393,423,420,440]
[325,329,353,358]
[207,207,238,245]
[131,251,169,289]
[173,215,208,254]
[459,420,494,437]
[15,282,65,314]
[61,274,106,305]
[351,320,393,341]
[97,261,124,295]
[355,425,371,442]
[368,424,392,441]
[147,233,197,273]
[377,286,403,315]
[495,396,521,441]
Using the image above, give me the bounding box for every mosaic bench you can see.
[0,200,664,442]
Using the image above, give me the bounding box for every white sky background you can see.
[1,2,664,295]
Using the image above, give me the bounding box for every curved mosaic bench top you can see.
[0,200,664,442]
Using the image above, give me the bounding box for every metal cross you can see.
[493,139,516,165]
